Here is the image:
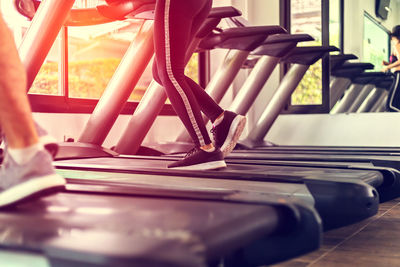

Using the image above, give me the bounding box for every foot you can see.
[168,147,227,170]
[35,122,58,158]
[212,111,246,157]
[0,149,66,208]
[0,122,58,159]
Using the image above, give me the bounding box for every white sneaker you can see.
[0,149,65,208]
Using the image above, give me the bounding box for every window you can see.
[329,0,341,49]
[3,1,198,113]
[1,1,61,96]
[281,0,343,113]
[290,0,323,105]
[363,13,390,71]
[67,21,141,99]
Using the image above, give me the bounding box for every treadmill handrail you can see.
[16,0,242,26]
[15,0,150,26]
[200,26,286,50]
[263,34,314,45]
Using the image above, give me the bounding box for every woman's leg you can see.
[185,76,223,122]
[153,0,223,122]
[153,0,227,170]
[153,0,213,147]
[0,12,65,207]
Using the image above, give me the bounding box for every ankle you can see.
[8,142,44,165]
[200,143,215,152]
[213,111,225,127]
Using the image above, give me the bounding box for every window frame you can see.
[279,0,344,114]
[28,21,181,116]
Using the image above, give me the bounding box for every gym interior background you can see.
[3,0,400,147]
[4,0,400,266]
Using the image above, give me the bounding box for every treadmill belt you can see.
[58,168,314,205]
[55,157,380,229]
[253,145,400,153]
[55,156,383,185]
[227,151,400,170]
[246,150,400,156]
[0,191,307,267]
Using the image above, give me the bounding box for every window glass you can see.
[290,0,322,105]
[69,0,198,102]
[1,0,199,103]
[68,21,139,99]
[31,40,61,96]
[329,0,340,49]
[1,1,61,95]
[363,13,389,71]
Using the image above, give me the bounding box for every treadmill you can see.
[238,53,400,153]
[58,1,395,209]
[0,167,322,266]
[165,39,400,203]
[358,75,394,113]
[6,1,327,266]
[332,72,392,114]
[154,44,400,203]
[18,1,383,230]
[329,56,392,113]
[329,60,375,111]
[202,49,400,201]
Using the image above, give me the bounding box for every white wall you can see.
[33,113,183,148]
[344,0,400,59]
[33,111,400,148]
[267,113,400,146]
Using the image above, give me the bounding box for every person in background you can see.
[383,25,400,111]
[152,0,246,170]
[0,12,65,208]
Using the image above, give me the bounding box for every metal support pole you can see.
[202,50,250,104]
[245,64,310,144]
[331,84,364,114]
[59,26,69,98]
[230,56,280,115]
[78,21,154,145]
[357,88,385,113]
[329,77,352,110]
[19,0,76,90]
[371,91,389,112]
[347,84,375,113]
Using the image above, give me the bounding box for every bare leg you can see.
[0,13,38,148]
[0,12,66,208]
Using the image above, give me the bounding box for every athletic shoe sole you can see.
[169,160,227,171]
[0,174,66,208]
[221,115,246,157]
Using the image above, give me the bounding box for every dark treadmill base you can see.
[224,204,321,266]
[252,145,400,153]
[225,151,400,201]
[0,190,318,267]
[223,157,400,202]
[228,150,400,170]
[54,157,380,229]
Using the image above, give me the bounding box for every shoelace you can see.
[210,126,217,140]
[185,147,200,158]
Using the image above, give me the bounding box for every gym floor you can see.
[273,197,400,267]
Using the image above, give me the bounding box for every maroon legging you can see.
[152,0,223,147]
